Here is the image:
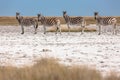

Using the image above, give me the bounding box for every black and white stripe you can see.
[63,11,86,34]
[16,12,38,34]
[94,12,117,35]
[37,14,61,34]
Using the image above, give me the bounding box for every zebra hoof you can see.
[81,33,84,35]
[34,32,37,34]
[21,33,24,34]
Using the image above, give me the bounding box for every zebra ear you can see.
[38,14,40,16]
[38,14,42,17]
[94,12,98,15]
[16,12,20,16]
[63,11,67,14]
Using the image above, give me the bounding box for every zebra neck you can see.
[40,16,46,24]
[95,15,101,21]
[96,16,103,24]
[63,15,70,23]
[17,16,22,24]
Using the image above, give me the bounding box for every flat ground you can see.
[0,25,120,75]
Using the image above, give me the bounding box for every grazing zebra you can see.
[37,14,61,34]
[16,12,38,34]
[94,12,117,35]
[63,11,86,34]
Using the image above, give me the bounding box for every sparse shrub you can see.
[104,72,120,80]
[0,58,120,80]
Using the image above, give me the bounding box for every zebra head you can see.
[16,12,20,20]
[63,11,67,16]
[37,14,40,21]
[94,12,99,20]
[16,12,23,24]
[63,11,70,23]
[37,14,43,21]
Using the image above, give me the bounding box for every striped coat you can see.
[37,14,61,34]
[16,12,38,34]
[94,12,117,35]
[63,11,86,34]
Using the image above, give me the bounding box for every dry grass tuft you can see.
[104,72,120,80]
[47,25,96,32]
[0,58,120,80]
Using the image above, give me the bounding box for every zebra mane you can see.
[38,14,46,24]
[16,13,23,24]
[19,16,24,23]
[63,11,70,23]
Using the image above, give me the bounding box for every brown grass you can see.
[48,25,97,32]
[0,16,18,26]
[0,16,120,26]
[0,58,120,80]
[0,16,120,32]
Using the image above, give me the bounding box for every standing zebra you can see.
[94,12,117,35]
[37,14,61,34]
[16,12,38,34]
[63,11,86,34]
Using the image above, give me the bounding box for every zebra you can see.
[63,11,86,34]
[16,12,38,34]
[37,14,61,34]
[94,12,117,35]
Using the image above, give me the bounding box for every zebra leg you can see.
[34,25,37,34]
[34,23,38,34]
[55,26,59,34]
[43,25,46,34]
[81,26,85,34]
[59,24,62,34]
[81,19,86,34]
[115,24,117,35]
[98,25,101,35]
[56,24,61,34]
[21,25,24,34]
[113,24,117,35]
[67,23,70,33]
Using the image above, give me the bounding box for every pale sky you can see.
[0,0,120,16]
